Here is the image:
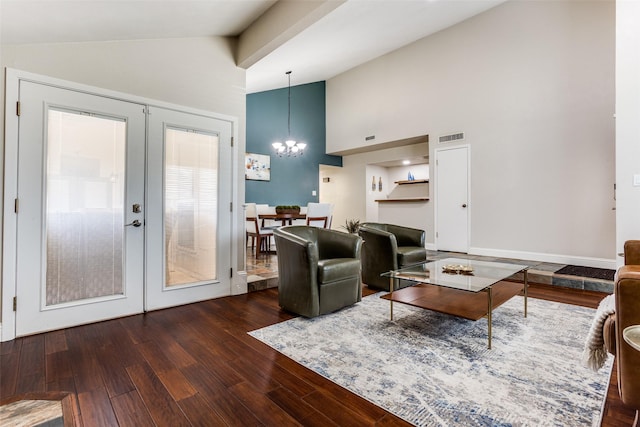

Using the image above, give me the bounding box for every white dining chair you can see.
[305,202,333,228]
[256,204,278,229]
[245,203,275,256]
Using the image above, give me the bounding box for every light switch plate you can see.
[312,190,317,196]
[634,174,640,187]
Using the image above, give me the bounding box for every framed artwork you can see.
[245,153,271,181]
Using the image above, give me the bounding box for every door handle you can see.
[462,204,467,208]
[125,219,142,227]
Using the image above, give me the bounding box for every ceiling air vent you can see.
[438,132,465,144]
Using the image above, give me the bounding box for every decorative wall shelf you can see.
[394,179,428,185]
[375,198,430,203]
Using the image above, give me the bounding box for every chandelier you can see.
[272,71,306,157]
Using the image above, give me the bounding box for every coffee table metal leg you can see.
[389,277,394,320]
[487,286,493,349]
[524,269,528,318]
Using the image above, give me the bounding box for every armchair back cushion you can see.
[274,226,362,318]
[358,222,426,291]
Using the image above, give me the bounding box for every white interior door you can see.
[436,145,470,252]
[15,81,146,336]
[145,106,232,310]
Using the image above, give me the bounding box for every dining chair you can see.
[256,204,277,229]
[245,203,274,256]
[291,206,308,226]
[305,202,333,228]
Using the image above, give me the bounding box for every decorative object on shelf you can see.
[372,176,376,191]
[272,71,306,157]
[341,218,361,234]
[442,264,474,275]
[275,205,301,214]
[408,171,415,181]
[378,177,382,192]
[245,152,271,181]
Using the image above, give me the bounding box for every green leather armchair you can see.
[358,222,427,291]
[273,226,363,318]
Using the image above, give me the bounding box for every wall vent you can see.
[438,132,465,144]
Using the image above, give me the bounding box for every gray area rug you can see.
[249,293,612,426]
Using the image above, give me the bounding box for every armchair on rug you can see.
[358,222,427,291]
[602,240,640,424]
[273,225,362,318]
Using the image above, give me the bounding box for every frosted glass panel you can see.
[46,109,126,305]
[165,128,219,287]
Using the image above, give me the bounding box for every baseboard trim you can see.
[468,247,616,270]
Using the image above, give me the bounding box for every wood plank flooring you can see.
[1,284,636,426]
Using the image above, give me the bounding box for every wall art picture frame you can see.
[245,152,271,181]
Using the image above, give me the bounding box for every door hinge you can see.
[16,101,21,116]
[231,137,234,147]
[13,297,17,311]
[14,198,18,213]
[230,202,233,212]
[436,231,439,238]
[230,268,233,278]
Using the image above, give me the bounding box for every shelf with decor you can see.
[375,198,430,203]
[394,179,429,185]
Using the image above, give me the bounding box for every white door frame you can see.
[2,68,240,342]
[434,144,471,253]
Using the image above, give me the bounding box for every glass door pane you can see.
[46,109,126,305]
[165,128,219,287]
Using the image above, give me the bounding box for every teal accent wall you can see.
[246,81,342,206]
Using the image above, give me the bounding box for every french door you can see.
[11,79,233,337]
[15,82,146,336]
[145,107,232,310]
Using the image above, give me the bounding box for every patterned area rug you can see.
[249,293,612,426]
[0,399,63,426]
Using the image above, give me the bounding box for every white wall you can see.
[335,143,431,241]
[327,0,615,267]
[616,0,640,265]
[0,37,248,326]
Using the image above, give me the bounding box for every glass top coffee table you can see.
[381,257,530,349]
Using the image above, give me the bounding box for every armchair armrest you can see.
[273,227,320,299]
[624,240,640,265]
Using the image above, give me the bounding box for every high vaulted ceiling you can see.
[1,0,506,93]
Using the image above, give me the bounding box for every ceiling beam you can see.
[236,0,346,69]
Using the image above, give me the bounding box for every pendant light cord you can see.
[286,71,292,137]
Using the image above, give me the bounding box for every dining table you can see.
[258,213,306,227]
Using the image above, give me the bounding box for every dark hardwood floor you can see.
[1,283,636,426]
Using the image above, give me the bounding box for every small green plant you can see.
[342,219,361,234]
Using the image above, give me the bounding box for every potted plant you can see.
[275,205,301,214]
[342,219,361,234]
